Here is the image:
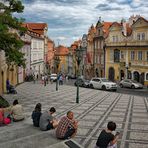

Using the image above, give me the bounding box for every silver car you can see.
[119,79,143,89]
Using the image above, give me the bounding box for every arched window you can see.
[114,49,120,62]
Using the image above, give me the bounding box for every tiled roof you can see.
[54,45,69,56]
[22,23,47,35]
[102,22,113,37]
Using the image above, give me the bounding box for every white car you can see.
[89,78,117,91]
[50,73,57,82]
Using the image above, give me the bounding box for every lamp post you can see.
[75,46,83,103]
[54,56,60,91]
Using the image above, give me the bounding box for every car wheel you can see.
[102,85,106,90]
[131,85,135,89]
[120,84,123,88]
[90,84,94,89]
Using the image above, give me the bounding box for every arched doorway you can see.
[140,73,145,85]
[133,71,140,82]
[120,70,124,80]
[108,67,115,81]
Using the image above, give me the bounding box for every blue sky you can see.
[17,0,148,46]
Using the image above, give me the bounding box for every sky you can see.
[15,0,148,46]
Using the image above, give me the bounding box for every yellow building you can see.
[0,51,17,95]
[105,16,148,86]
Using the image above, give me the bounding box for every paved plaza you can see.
[0,81,148,148]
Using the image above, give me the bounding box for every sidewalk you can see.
[0,82,148,148]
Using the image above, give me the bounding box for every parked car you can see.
[74,78,90,88]
[50,73,57,82]
[119,79,143,89]
[89,78,117,91]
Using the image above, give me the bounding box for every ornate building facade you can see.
[105,16,148,86]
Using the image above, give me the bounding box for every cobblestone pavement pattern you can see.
[0,82,148,148]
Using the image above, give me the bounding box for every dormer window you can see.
[137,33,145,40]
[112,36,118,42]
[98,29,100,35]
[142,33,145,40]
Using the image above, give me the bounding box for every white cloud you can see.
[20,0,148,46]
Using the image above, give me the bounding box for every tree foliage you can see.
[0,0,27,67]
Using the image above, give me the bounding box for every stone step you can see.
[0,129,61,148]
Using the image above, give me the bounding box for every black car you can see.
[74,78,90,88]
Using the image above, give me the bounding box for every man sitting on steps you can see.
[56,111,78,139]
[39,107,58,131]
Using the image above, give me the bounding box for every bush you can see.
[0,96,10,108]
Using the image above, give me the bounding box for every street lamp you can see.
[75,46,83,103]
[54,56,60,91]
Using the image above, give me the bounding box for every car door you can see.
[91,78,98,88]
[124,80,131,88]
[97,79,102,89]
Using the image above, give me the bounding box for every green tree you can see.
[0,0,26,67]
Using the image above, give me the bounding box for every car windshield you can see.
[101,79,110,82]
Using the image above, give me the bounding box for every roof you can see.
[102,22,113,37]
[22,23,47,35]
[54,45,69,56]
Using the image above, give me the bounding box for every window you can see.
[131,51,135,60]
[137,33,140,40]
[146,73,148,80]
[114,49,120,62]
[142,33,145,40]
[120,51,124,59]
[138,51,143,60]
[112,36,118,42]
[137,33,145,40]
[98,29,100,35]
[110,49,114,62]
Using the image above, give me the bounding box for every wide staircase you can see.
[0,118,82,148]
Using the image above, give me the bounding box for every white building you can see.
[18,33,31,83]
[29,31,44,76]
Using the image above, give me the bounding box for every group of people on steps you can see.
[0,100,120,148]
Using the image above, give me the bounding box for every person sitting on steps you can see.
[95,121,120,148]
[56,111,78,140]
[11,99,25,122]
[39,107,58,131]
[32,103,42,127]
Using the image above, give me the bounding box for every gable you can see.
[132,18,148,29]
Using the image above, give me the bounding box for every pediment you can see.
[132,17,148,28]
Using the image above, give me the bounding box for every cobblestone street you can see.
[1,82,148,148]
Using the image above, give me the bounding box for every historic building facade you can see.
[47,38,55,74]
[85,25,96,79]
[93,20,112,78]
[54,45,69,74]
[105,16,148,86]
